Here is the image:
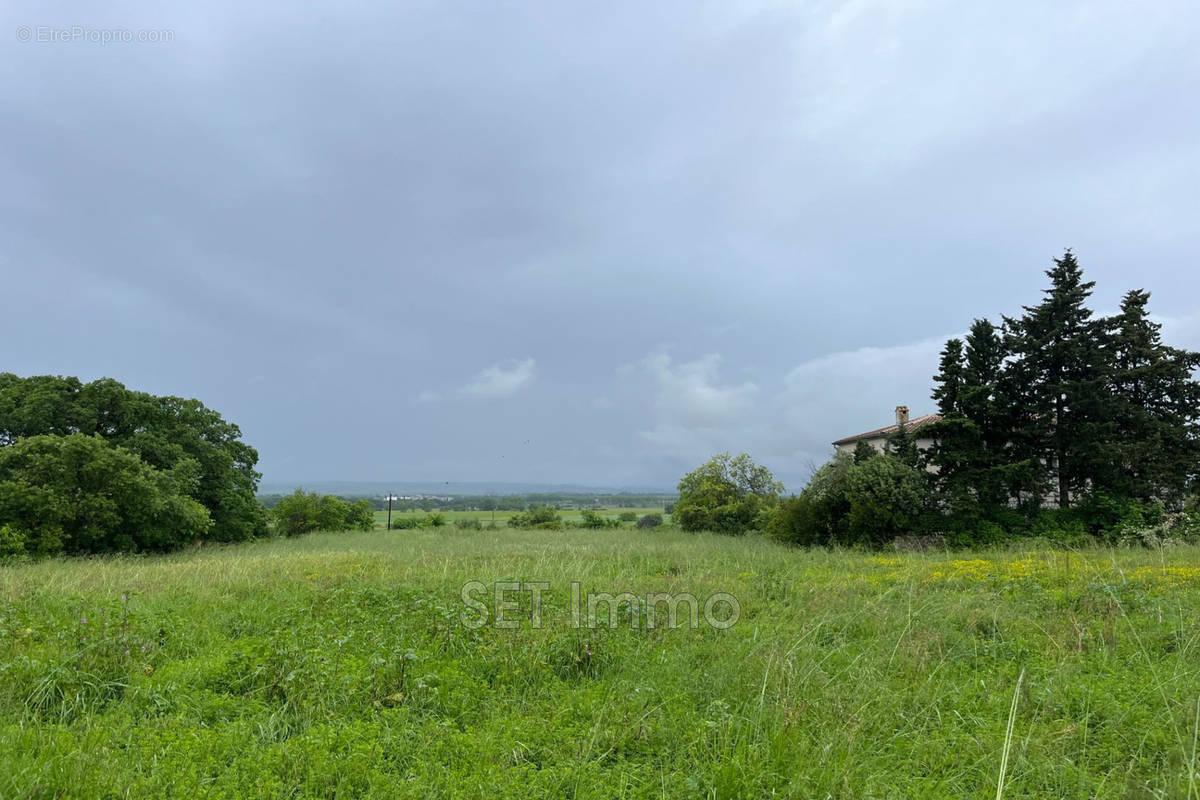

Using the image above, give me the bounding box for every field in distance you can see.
[373,507,668,526]
[2,528,1198,797]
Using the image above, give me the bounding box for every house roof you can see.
[832,413,943,446]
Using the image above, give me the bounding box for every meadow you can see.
[371,507,668,527]
[2,527,1199,798]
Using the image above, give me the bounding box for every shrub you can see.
[426,513,447,528]
[578,510,618,529]
[767,453,853,547]
[315,495,352,531]
[1074,493,1162,540]
[390,517,420,530]
[455,518,483,530]
[636,513,663,529]
[944,520,1007,549]
[1029,509,1092,547]
[618,512,637,523]
[675,453,783,535]
[272,491,375,536]
[843,455,930,547]
[345,500,375,532]
[272,490,321,537]
[1115,511,1200,547]
[0,523,27,557]
[508,506,562,530]
[769,452,932,549]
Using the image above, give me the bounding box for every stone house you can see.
[832,406,942,459]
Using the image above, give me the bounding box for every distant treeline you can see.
[257,492,677,512]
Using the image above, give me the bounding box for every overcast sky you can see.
[3,1,1199,491]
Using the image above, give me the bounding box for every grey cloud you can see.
[2,0,1197,489]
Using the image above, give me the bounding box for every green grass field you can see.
[372,507,668,527]
[2,528,1199,798]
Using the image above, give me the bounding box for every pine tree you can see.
[931,338,965,416]
[1003,250,1105,508]
[886,419,919,468]
[1101,290,1200,505]
[852,439,877,465]
[927,321,1020,518]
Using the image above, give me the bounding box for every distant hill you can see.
[257,480,676,497]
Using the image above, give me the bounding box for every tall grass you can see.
[2,528,1199,797]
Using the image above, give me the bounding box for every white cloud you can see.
[641,351,758,428]
[461,358,537,398]
[630,337,954,489]
[634,351,761,461]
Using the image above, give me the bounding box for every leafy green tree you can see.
[636,513,663,529]
[675,452,783,535]
[0,434,211,554]
[0,374,266,541]
[345,499,375,531]
[315,495,352,531]
[272,490,321,537]
[272,491,374,535]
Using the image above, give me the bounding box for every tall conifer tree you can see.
[1101,290,1200,504]
[1003,250,1104,508]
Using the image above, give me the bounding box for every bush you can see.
[1074,493,1162,540]
[769,452,932,549]
[345,499,375,532]
[508,506,562,530]
[390,517,420,530]
[272,491,376,536]
[426,513,446,528]
[636,513,663,529]
[1029,509,1092,547]
[944,520,1007,550]
[1115,511,1200,547]
[0,523,27,557]
[618,512,637,523]
[578,510,618,529]
[675,453,783,535]
[843,455,929,547]
[455,518,483,530]
[767,453,853,547]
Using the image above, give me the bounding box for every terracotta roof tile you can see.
[832,413,943,446]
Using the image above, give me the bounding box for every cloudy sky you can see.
[3,1,1199,491]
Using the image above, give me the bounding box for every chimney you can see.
[895,405,910,426]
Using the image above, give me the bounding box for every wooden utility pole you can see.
[386,493,393,531]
